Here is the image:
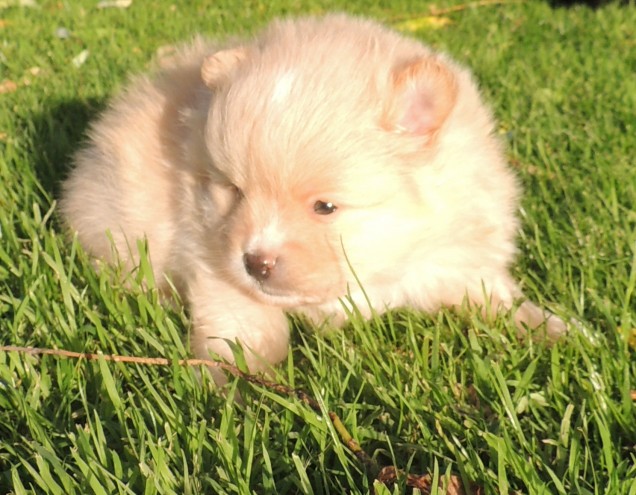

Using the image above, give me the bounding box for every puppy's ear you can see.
[383,56,458,139]
[201,47,247,88]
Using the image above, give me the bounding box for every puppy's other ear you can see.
[201,47,247,88]
[383,57,458,139]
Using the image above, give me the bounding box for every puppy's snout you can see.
[243,252,277,281]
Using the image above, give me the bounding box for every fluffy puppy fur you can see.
[61,14,566,377]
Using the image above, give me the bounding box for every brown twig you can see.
[429,0,521,16]
[390,0,522,21]
[0,345,378,473]
[0,345,218,368]
[0,344,475,493]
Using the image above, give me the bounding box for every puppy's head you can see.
[198,17,460,307]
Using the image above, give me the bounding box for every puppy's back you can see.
[60,39,217,280]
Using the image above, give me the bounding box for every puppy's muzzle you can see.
[243,252,277,282]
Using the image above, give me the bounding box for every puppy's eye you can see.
[313,200,338,215]
[209,181,243,216]
[230,183,243,199]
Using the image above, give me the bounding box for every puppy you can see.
[61,14,566,377]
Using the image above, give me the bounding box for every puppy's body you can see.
[61,15,564,374]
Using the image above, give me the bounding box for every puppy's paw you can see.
[514,300,568,341]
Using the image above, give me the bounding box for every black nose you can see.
[243,253,277,281]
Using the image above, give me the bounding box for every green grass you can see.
[1,0,635,493]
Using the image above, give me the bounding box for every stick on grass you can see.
[0,344,475,493]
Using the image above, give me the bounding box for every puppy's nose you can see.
[243,252,277,281]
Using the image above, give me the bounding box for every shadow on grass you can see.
[26,97,106,201]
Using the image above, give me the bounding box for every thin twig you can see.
[0,345,218,368]
[0,345,378,474]
[0,344,475,492]
[390,0,522,21]
[429,0,521,16]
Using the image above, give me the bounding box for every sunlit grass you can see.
[1,1,635,493]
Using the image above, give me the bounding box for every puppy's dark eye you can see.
[230,183,243,199]
[208,181,243,216]
[313,200,338,215]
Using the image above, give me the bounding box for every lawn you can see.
[1,0,635,493]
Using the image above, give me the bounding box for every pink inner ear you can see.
[201,47,246,88]
[397,84,439,135]
[389,57,458,138]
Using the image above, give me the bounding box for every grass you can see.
[1,0,635,493]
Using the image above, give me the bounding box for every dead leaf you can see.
[0,0,38,7]
[394,16,453,33]
[55,26,70,39]
[375,466,475,494]
[96,0,132,8]
[0,79,17,94]
[72,49,89,68]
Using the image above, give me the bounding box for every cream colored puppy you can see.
[61,14,566,376]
